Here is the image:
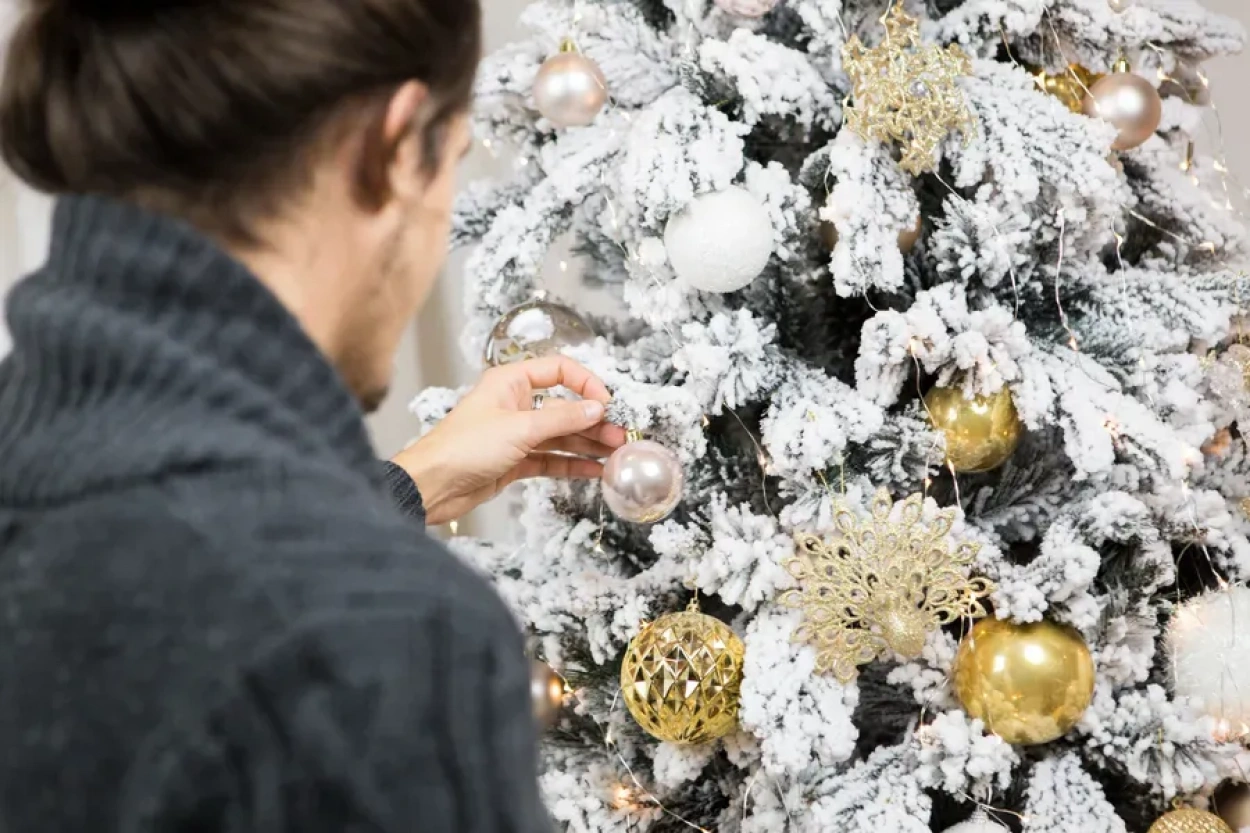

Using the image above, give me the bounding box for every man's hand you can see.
[391,356,628,526]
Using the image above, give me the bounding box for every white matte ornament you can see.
[533,48,608,128]
[942,810,1010,833]
[713,0,780,17]
[664,187,774,294]
[1168,586,1250,737]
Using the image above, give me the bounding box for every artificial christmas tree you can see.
[415,0,1250,829]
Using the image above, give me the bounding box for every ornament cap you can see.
[1113,54,1132,73]
[558,38,577,54]
[625,428,645,444]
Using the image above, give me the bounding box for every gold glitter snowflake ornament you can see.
[780,489,993,683]
[841,5,976,174]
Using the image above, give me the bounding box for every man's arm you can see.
[381,460,426,525]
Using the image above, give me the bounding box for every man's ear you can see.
[349,81,428,211]
[384,81,429,203]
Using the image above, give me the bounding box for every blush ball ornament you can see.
[664,187,775,294]
[713,0,780,17]
[1214,781,1250,832]
[533,41,608,128]
[1082,57,1162,151]
[602,435,684,524]
[1167,586,1250,739]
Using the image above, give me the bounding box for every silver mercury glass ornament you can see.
[1082,55,1162,151]
[602,432,685,524]
[533,40,608,129]
[483,298,596,368]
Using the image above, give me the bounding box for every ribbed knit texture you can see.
[0,196,547,833]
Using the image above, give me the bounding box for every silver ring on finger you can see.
[532,392,546,411]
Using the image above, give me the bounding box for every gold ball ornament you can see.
[620,603,745,745]
[1149,809,1233,833]
[1082,61,1163,151]
[953,617,1096,746]
[1035,65,1101,113]
[1215,782,1250,831]
[924,386,1023,474]
[530,658,565,729]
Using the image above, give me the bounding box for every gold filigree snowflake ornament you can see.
[841,5,976,174]
[781,490,993,683]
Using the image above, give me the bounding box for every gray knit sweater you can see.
[0,196,547,832]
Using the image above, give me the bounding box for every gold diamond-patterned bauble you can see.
[1148,808,1233,833]
[779,489,993,683]
[924,386,1023,474]
[483,299,596,367]
[1034,64,1102,113]
[953,618,1096,746]
[619,602,745,745]
[841,5,976,175]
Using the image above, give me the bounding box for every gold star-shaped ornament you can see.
[841,5,976,175]
[780,489,993,683]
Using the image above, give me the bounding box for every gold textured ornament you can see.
[1148,808,1233,833]
[780,489,993,683]
[620,601,745,745]
[924,386,1023,474]
[841,4,976,175]
[953,618,1095,746]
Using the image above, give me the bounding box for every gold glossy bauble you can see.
[1149,809,1234,833]
[953,618,1096,746]
[530,659,565,729]
[620,604,745,745]
[818,213,923,254]
[1215,781,1250,831]
[1083,70,1163,151]
[924,386,1023,473]
[1036,65,1101,114]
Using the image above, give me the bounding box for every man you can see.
[0,0,623,829]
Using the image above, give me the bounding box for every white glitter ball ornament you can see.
[714,0,780,17]
[942,810,1010,833]
[1168,586,1250,736]
[663,187,774,294]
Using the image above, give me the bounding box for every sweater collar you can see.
[0,195,380,506]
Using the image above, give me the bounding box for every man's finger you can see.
[536,436,617,459]
[510,454,604,482]
[509,356,612,403]
[524,399,607,447]
[579,421,628,449]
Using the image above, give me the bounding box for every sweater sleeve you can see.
[381,461,426,526]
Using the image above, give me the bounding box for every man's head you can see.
[0,0,482,411]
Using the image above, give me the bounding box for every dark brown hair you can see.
[0,0,482,242]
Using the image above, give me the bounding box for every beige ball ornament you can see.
[1214,781,1250,832]
[533,41,608,128]
[1082,57,1163,151]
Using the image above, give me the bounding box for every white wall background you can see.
[1,0,1248,530]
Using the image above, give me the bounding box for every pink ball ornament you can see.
[713,0,780,18]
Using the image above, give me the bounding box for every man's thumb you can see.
[526,399,605,444]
